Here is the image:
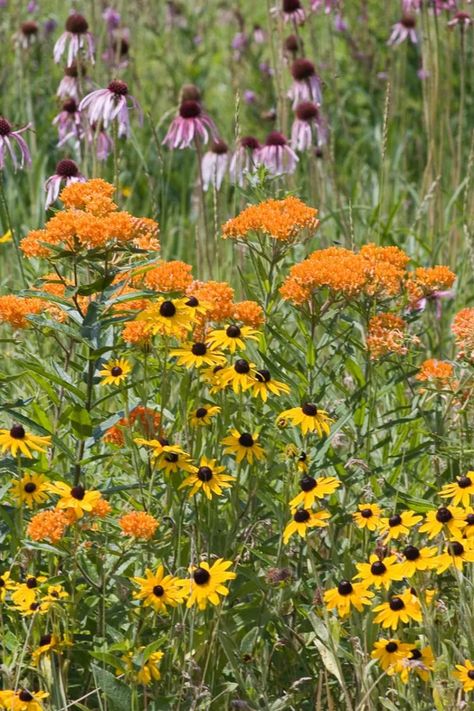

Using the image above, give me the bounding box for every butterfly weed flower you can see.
[50,482,102,519]
[452,307,474,361]
[221,429,265,464]
[453,660,474,692]
[162,99,218,150]
[27,509,70,543]
[397,545,438,578]
[44,159,86,209]
[144,260,193,293]
[119,511,159,540]
[371,639,411,674]
[353,503,383,531]
[170,341,226,369]
[99,357,131,386]
[79,80,141,138]
[251,370,290,401]
[0,424,51,459]
[323,580,373,618]
[201,140,230,191]
[283,507,330,543]
[277,403,333,436]
[258,131,298,176]
[354,554,404,590]
[219,359,258,393]
[54,12,95,65]
[373,589,422,629]
[179,457,235,499]
[418,506,467,539]
[439,472,474,507]
[184,559,236,610]
[415,359,456,391]
[189,405,221,427]
[379,510,423,541]
[289,475,340,510]
[132,565,187,613]
[10,473,52,508]
[434,540,474,574]
[208,324,260,353]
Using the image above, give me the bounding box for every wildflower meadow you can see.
[0,1,473,709]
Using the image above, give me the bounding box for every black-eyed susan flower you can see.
[297,451,309,473]
[10,473,52,508]
[99,357,131,386]
[50,482,102,519]
[283,508,330,543]
[184,559,236,610]
[15,599,52,617]
[323,580,373,618]
[353,503,383,531]
[453,660,474,692]
[134,437,186,461]
[42,585,69,603]
[354,554,404,589]
[0,571,14,601]
[397,645,434,683]
[251,369,290,401]
[289,475,340,510]
[397,545,438,578]
[0,424,51,459]
[208,324,259,353]
[189,405,221,427]
[439,472,474,507]
[277,403,333,436]
[137,297,195,338]
[199,364,227,393]
[132,565,188,613]
[11,575,47,608]
[371,639,410,673]
[120,649,165,685]
[219,359,257,393]
[221,429,265,464]
[170,341,226,369]
[379,510,423,541]
[434,539,474,573]
[373,589,422,629]
[31,633,59,666]
[183,295,208,316]
[155,447,195,476]
[419,506,466,539]
[7,689,49,710]
[179,457,235,500]
[463,508,474,537]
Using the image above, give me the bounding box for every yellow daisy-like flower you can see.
[7,689,49,710]
[283,508,330,543]
[379,510,423,541]
[434,539,474,573]
[277,403,333,436]
[199,364,227,393]
[323,580,373,618]
[179,456,235,500]
[207,324,259,353]
[251,369,290,401]
[418,506,467,539]
[219,359,257,393]
[354,554,404,590]
[372,589,422,629]
[170,341,226,369]
[454,660,474,692]
[184,559,236,610]
[189,405,221,427]
[99,357,131,386]
[463,508,474,537]
[372,639,411,674]
[352,503,383,531]
[10,473,52,508]
[31,633,59,667]
[0,424,51,459]
[132,565,188,613]
[15,599,52,616]
[11,575,47,608]
[42,585,69,603]
[396,644,435,683]
[221,429,265,464]
[439,472,474,507]
[155,447,195,476]
[50,482,102,519]
[134,437,186,460]
[289,475,340,511]
[0,571,14,602]
[137,298,195,338]
[120,649,165,686]
[396,545,438,578]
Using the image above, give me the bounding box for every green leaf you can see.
[90,663,132,711]
[63,405,93,439]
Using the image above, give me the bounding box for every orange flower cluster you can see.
[187,280,235,321]
[280,245,409,305]
[407,266,456,303]
[121,320,152,346]
[222,196,319,242]
[131,217,160,252]
[366,313,409,359]
[119,511,158,540]
[0,294,45,329]
[233,300,265,328]
[416,359,456,390]
[27,509,70,543]
[144,260,193,293]
[452,307,474,361]
[104,406,161,446]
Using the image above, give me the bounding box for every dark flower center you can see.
[226,325,241,338]
[385,641,398,653]
[361,508,373,519]
[71,485,86,500]
[401,15,416,29]
[255,369,271,383]
[468,670,474,680]
[410,648,422,660]
[212,140,228,155]
[213,365,224,374]
[65,13,89,34]
[111,366,123,377]
[403,546,420,561]
[283,0,302,13]
[302,403,318,417]
[26,577,38,588]
[388,514,402,527]
[238,433,254,447]
[108,80,128,96]
[56,159,79,178]
[10,424,26,439]
[284,34,300,53]
[436,507,452,523]
[389,597,405,611]
[295,102,319,122]
[265,131,287,147]
[65,63,79,77]
[293,509,310,523]
[0,118,12,136]
[195,407,208,419]
[0,578,5,587]
[449,541,464,556]
[234,359,250,374]
[21,21,38,35]
[30,602,40,611]
[241,135,259,150]
[191,342,207,356]
[164,453,179,463]
[300,475,316,492]
[159,300,176,317]
[185,296,199,307]
[291,58,316,81]
[179,100,201,119]
[63,98,78,114]
[370,561,387,576]
[197,466,213,482]
[153,585,164,597]
[298,452,307,462]
[458,476,472,489]
[40,634,52,646]
[337,580,353,596]
[466,514,474,526]
[24,482,37,493]
[112,38,130,56]
[19,691,34,702]
[193,567,210,585]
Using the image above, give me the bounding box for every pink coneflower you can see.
[162,100,218,150]
[0,117,32,170]
[258,131,298,176]
[388,16,418,45]
[402,0,421,11]
[202,140,230,191]
[54,13,95,65]
[53,99,83,147]
[288,59,322,108]
[281,0,306,24]
[44,159,85,209]
[16,20,39,48]
[311,0,337,12]
[103,34,130,69]
[103,7,121,32]
[57,64,84,102]
[87,124,114,161]
[79,80,141,138]
[447,11,472,28]
[230,136,260,185]
[291,102,326,151]
[284,34,302,58]
[253,25,266,44]
[412,290,454,319]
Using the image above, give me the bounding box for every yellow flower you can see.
[170,341,226,369]
[396,545,438,578]
[434,539,474,573]
[352,503,383,531]
[289,475,340,511]
[10,473,52,508]
[31,633,60,666]
[99,357,131,386]
[371,639,411,673]
[277,404,333,436]
[137,297,195,338]
[251,369,290,401]
[0,229,12,243]
[463,508,474,537]
[0,571,14,602]
[50,482,102,519]
[219,359,257,393]
[283,508,330,543]
[418,506,467,539]
[155,447,195,476]
[396,645,434,683]
[6,689,49,710]
[0,424,51,459]
[189,405,221,427]
[372,589,422,629]
[207,324,259,353]
[184,559,236,610]
[221,429,265,464]
[11,575,47,608]
[354,554,404,590]
[439,472,474,507]
[379,510,423,540]
[134,437,186,460]
[120,649,165,685]
[323,580,373,618]
[42,585,69,603]
[132,565,187,613]
[454,660,474,692]
[179,457,235,500]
